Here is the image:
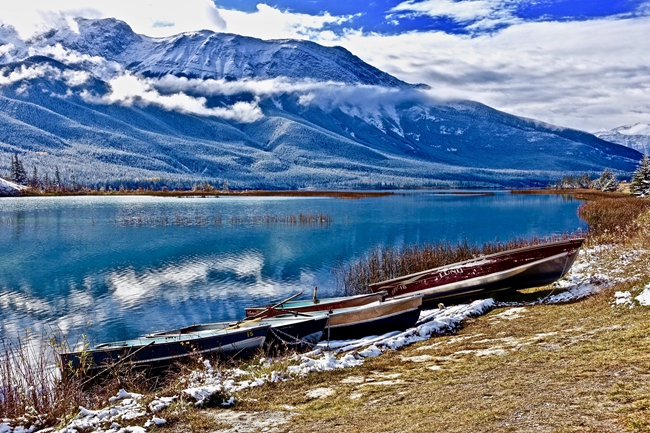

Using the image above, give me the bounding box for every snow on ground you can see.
[0,178,26,197]
[3,242,646,433]
[637,284,650,306]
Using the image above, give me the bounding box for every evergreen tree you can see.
[598,168,619,192]
[10,153,28,185]
[9,154,16,181]
[30,165,39,188]
[630,154,650,198]
[54,166,62,190]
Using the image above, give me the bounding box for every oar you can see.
[247,292,303,320]
[224,292,304,331]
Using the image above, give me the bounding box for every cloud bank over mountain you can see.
[2,0,647,132]
[0,17,643,189]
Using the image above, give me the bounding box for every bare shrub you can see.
[0,334,86,426]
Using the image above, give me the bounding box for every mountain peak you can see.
[595,123,650,155]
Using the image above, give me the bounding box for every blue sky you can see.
[214,0,649,35]
[1,0,650,131]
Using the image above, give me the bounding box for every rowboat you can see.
[244,291,387,318]
[149,314,329,347]
[59,321,271,374]
[321,294,423,340]
[369,238,585,305]
[268,294,423,341]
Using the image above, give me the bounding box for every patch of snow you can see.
[613,291,633,307]
[305,387,335,399]
[360,380,403,387]
[357,345,382,358]
[491,307,526,321]
[148,396,177,413]
[399,354,433,362]
[340,376,365,384]
[636,284,650,306]
[0,178,26,196]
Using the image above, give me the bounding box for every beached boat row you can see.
[60,238,584,375]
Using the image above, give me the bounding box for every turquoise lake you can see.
[0,192,586,345]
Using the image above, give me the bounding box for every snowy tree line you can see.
[630,154,650,197]
[550,155,650,196]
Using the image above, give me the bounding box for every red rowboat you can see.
[369,238,585,305]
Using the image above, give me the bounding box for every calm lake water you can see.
[0,192,586,345]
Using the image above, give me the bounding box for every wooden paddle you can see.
[224,292,304,330]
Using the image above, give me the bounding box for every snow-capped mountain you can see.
[595,124,650,156]
[0,18,643,188]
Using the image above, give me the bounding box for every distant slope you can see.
[0,19,642,188]
[595,124,650,156]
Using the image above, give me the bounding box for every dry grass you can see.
[578,197,650,242]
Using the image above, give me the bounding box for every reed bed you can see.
[0,335,87,425]
[334,234,577,296]
[578,197,650,242]
[115,213,332,227]
[0,333,234,428]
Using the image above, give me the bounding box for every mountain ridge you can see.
[595,123,650,156]
[0,18,642,189]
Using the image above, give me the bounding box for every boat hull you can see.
[60,323,270,373]
[319,295,423,341]
[370,239,584,305]
[149,315,327,348]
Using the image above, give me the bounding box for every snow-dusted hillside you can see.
[595,124,650,156]
[0,178,24,196]
[0,18,642,188]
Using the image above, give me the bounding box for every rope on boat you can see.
[325,315,331,352]
[269,326,318,348]
[538,249,575,304]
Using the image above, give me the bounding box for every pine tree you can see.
[30,165,39,188]
[54,166,62,190]
[9,154,16,181]
[630,154,650,198]
[10,153,28,185]
[598,168,619,192]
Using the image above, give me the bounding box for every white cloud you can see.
[313,16,650,132]
[0,0,225,39]
[27,43,122,79]
[0,63,54,85]
[82,73,264,122]
[217,3,358,40]
[1,1,649,131]
[389,0,518,25]
[151,75,439,115]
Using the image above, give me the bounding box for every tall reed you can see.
[578,197,650,242]
[0,334,86,425]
